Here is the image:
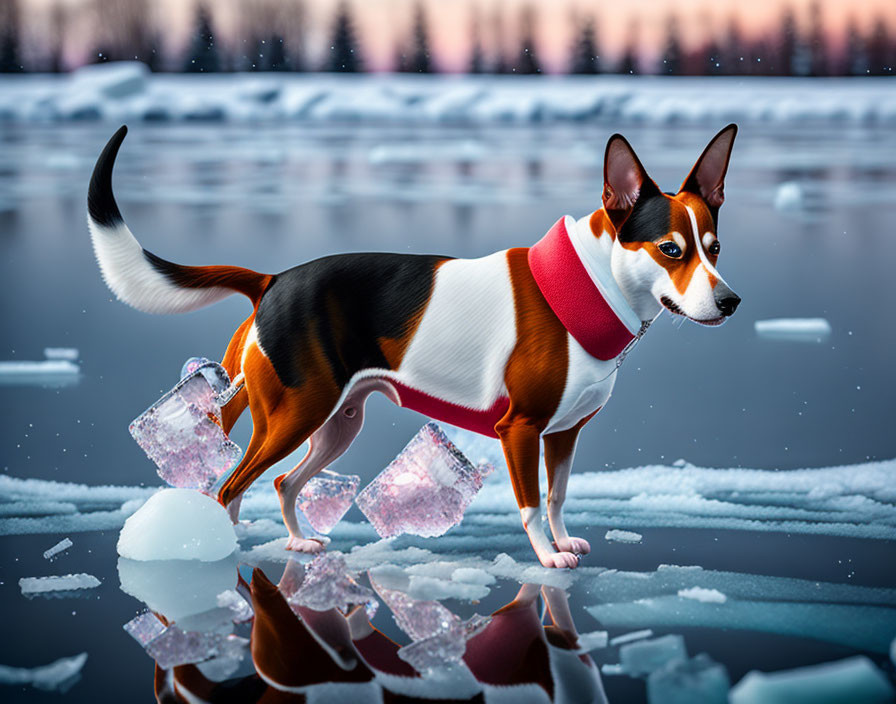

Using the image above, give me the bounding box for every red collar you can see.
[528,217,638,361]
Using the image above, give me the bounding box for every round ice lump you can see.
[117,489,237,562]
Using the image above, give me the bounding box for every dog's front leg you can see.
[544,416,594,557]
[497,418,579,569]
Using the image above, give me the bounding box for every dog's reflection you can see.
[149,562,606,703]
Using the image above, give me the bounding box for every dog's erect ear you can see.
[603,134,653,231]
[679,124,738,209]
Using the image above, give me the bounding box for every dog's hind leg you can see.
[275,377,399,553]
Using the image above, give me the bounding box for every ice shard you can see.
[123,612,228,669]
[19,573,100,595]
[355,423,488,539]
[287,553,377,614]
[43,537,73,560]
[297,470,361,534]
[129,360,242,492]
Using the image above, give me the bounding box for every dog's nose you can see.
[716,293,741,317]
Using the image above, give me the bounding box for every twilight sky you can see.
[22,0,896,72]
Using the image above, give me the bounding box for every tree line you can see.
[0,0,893,76]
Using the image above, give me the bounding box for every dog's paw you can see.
[556,537,591,555]
[286,536,326,554]
[539,551,580,569]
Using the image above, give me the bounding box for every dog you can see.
[88,124,739,569]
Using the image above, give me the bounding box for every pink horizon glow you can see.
[21,0,896,73]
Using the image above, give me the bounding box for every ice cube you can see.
[287,553,376,613]
[297,470,361,533]
[123,612,224,669]
[43,537,73,560]
[0,652,88,693]
[129,363,242,492]
[619,634,687,677]
[396,614,491,674]
[355,423,487,538]
[370,576,459,642]
[117,488,237,562]
[648,653,730,704]
[730,656,894,704]
[19,573,100,595]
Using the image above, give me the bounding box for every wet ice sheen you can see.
[355,423,489,539]
[129,360,241,492]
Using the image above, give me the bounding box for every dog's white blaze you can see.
[88,217,231,314]
[545,333,616,434]
[394,251,516,410]
[684,205,727,287]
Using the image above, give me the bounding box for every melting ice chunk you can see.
[117,488,237,562]
[355,423,487,539]
[647,653,730,704]
[605,529,643,544]
[297,470,361,533]
[0,652,88,693]
[123,612,227,670]
[619,634,687,677]
[129,361,241,492]
[43,537,73,560]
[216,590,253,623]
[730,656,894,704]
[19,573,100,595]
[287,553,376,613]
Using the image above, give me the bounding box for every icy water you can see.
[1,122,895,702]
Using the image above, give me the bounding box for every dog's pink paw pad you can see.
[286,537,326,554]
[559,537,591,555]
[540,551,580,569]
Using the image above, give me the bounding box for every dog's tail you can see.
[87,126,271,314]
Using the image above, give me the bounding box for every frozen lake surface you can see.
[1,118,895,702]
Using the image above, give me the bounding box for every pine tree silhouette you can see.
[868,17,893,76]
[617,20,640,75]
[183,4,220,73]
[408,3,433,72]
[843,18,867,76]
[659,15,682,75]
[569,16,600,74]
[326,2,363,72]
[268,36,290,71]
[515,6,541,74]
[778,6,798,76]
[0,0,23,73]
[468,5,485,74]
[807,1,828,76]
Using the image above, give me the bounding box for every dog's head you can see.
[599,125,740,325]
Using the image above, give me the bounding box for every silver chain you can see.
[615,320,652,370]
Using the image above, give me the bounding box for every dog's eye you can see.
[657,241,683,259]
[708,240,721,256]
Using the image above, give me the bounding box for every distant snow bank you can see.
[1,62,894,125]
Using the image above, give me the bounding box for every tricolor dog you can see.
[88,125,740,568]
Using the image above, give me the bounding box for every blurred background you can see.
[0,0,893,76]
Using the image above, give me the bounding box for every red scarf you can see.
[528,217,637,361]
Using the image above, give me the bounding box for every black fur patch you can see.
[255,253,448,388]
[617,192,671,243]
[88,125,128,227]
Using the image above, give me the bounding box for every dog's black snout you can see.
[716,294,741,317]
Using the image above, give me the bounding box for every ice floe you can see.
[3,65,894,124]
[43,537,73,560]
[754,317,832,342]
[729,656,894,704]
[648,653,730,704]
[619,634,687,677]
[0,652,88,693]
[19,573,100,595]
[117,488,237,562]
[605,529,643,544]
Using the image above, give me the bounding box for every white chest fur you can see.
[544,333,619,434]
